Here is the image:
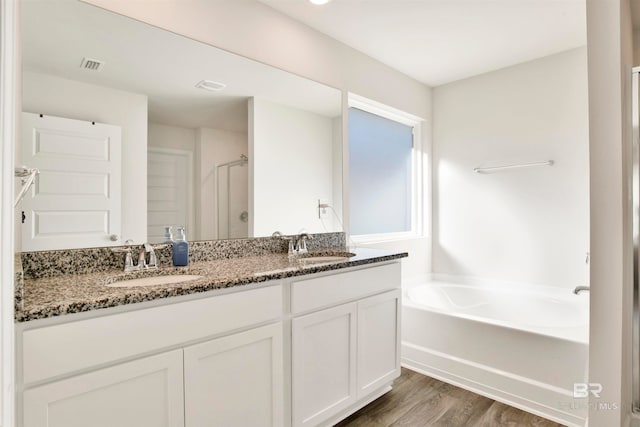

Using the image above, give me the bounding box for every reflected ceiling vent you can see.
[79,57,105,72]
[195,79,226,92]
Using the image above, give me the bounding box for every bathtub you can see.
[401,280,589,427]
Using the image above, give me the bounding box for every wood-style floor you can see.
[335,368,565,427]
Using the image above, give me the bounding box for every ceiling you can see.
[258,0,587,87]
[22,0,341,132]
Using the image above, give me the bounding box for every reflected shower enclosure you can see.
[216,155,249,239]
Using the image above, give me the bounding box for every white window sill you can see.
[350,232,425,245]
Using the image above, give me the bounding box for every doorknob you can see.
[109,234,119,241]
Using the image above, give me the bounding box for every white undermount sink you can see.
[298,253,356,265]
[105,274,203,288]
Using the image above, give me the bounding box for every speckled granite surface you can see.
[20,232,346,279]
[14,255,23,314]
[17,247,406,322]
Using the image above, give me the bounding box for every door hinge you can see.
[21,211,26,224]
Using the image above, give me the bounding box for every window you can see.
[348,94,423,242]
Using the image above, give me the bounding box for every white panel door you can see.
[184,323,284,427]
[147,148,192,243]
[357,290,401,398]
[21,112,121,250]
[23,349,184,427]
[292,303,358,427]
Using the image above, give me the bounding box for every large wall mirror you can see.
[18,0,343,251]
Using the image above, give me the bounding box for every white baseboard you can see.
[402,342,587,427]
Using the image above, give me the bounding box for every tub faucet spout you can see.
[573,285,590,295]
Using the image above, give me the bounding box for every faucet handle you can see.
[137,248,147,269]
[297,233,312,255]
[124,248,135,272]
[287,239,297,259]
[147,251,159,269]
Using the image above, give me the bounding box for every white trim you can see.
[346,93,425,244]
[341,91,350,237]
[348,93,423,126]
[147,147,195,239]
[351,231,420,245]
[0,0,18,425]
[401,346,587,427]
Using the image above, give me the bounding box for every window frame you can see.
[346,93,424,244]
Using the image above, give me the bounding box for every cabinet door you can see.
[357,290,401,399]
[23,349,184,427]
[292,302,357,427]
[184,323,284,427]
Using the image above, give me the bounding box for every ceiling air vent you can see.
[195,80,226,92]
[79,57,105,72]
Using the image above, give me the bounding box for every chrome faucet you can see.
[273,232,314,259]
[137,243,158,269]
[573,285,590,295]
[295,233,312,255]
[121,243,159,272]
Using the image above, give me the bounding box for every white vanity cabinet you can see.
[292,302,358,427]
[18,260,403,427]
[18,284,284,427]
[23,349,185,427]
[291,263,401,427]
[356,290,401,398]
[184,322,284,427]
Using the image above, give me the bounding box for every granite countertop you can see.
[17,247,407,322]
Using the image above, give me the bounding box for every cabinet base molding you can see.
[321,384,393,427]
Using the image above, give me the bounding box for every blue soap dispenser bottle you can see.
[172,226,189,266]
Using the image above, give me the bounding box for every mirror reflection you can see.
[19,0,342,251]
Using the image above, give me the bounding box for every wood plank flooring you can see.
[335,368,565,427]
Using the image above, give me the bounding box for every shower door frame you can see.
[215,158,248,240]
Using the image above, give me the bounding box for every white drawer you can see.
[291,263,400,315]
[23,284,282,385]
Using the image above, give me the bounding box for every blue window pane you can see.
[349,107,413,235]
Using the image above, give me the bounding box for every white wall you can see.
[431,48,589,288]
[20,71,148,247]
[586,0,634,424]
[148,122,248,241]
[81,0,431,121]
[250,97,335,236]
[81,0,433,281]
[148,123,195,153]
[196,127,247,240]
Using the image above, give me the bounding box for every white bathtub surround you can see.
[401,280,588,427]
[432,47,589,288]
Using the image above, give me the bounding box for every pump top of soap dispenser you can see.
[164,226,173,243]
[176,226,186,241]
